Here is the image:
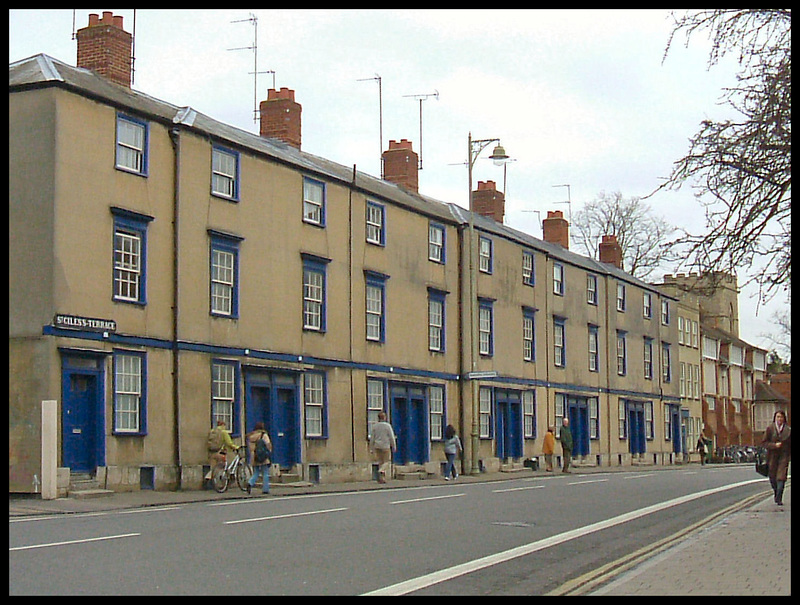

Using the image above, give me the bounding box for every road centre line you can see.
[225,507,348,525]
[568,479,609,486]
[492,485,545,493]
[362,478,763,596]
[10,533,140,552]
[391,493,465,505]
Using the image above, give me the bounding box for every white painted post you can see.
[41,400,58,500]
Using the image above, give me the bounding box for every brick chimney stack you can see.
[599,234,623,269]
[472,180,505,223]
[76,12,133,88]
[259,88,302,149]
[382,139,419,192]
[542,210,569,249]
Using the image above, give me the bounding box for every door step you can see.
[70,488,115,499]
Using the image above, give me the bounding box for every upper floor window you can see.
[366,201,385,246]
[365,271,388,343]
[643,292,653,318]
[587,274,598,305]
[303,177,326,226]
[428,289,446,352]
[111,207,153,305]
[644,337,654,380]
[479,299,494,356]
[661,299,670,325]
[588,324,599,372]
[522,251,535,286]
[115,114,148,175]
[554,263,565,296]
[209,230,242,318]
[662,342,672,382]
[211,145,239,200]
[302,254,330,332]
[616,283,626,312]
[554,317,566,367]
[479,236,493,273]
[428,223,446,263]
[616,330,627,376]
[523,308,536,362]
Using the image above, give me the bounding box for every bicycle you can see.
[211,444,252,493]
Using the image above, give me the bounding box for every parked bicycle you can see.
[212,444,252,493]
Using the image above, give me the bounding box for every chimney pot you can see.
[260,88,302,149]
[472,181,505,223]
[599,234,623,269]
[542,209,569,249]
[76,11,133,88]
[383,139,419,192]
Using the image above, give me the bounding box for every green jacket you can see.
[559,425,573,451]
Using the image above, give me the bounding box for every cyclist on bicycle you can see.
[205,420,240,486]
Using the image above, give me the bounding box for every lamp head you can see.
[489,144,509,165]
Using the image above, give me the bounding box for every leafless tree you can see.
[657,9,791,301]
[571,191,679,280]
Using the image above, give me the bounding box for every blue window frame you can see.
[554,316,566,367]
[366,201,386,246]
[115,114,149,176]
[111,207,153,305]
[429,384,445,441]
[211,145,240,201]
[302,253,330,332]
[209,230,243,319]
[365,271,388,343]
[479,236,493,274]
[428,288,447,353]
[523,307,536,362]
[112,350,147,435]
[522,250,535,286]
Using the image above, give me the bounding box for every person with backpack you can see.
[246,422,272,495]
[205,420,239,487]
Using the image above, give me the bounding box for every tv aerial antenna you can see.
[229,13,275,126]
[402,90,439,170]
[357,74,383,178]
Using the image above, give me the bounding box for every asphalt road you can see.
[9,465,765,595]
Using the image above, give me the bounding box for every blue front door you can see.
[495,390,523,460]
[61,357,105,474]
[628,402,646,456]
[245,371,300,469]
[567,397,590,457]
[391,384,428,465]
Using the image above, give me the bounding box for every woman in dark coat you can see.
[760,410,791,505]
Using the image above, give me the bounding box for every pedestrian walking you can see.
[246,422,272,495]
[559,417,573,473]
[443,424,463,481]
[369,411,396,483]
[760,410,791,506]
[696,434,710,465]
[542,426,556,472]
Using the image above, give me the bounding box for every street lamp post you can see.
[466,132,508,475]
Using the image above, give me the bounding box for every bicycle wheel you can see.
[212,464,229,493]
[236,461,252,492]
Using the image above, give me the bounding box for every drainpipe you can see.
[349,164,356,464]
[169,125,182,489]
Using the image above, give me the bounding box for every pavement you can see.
[9,464,790,596]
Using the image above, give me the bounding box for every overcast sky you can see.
[9,9,788,353]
